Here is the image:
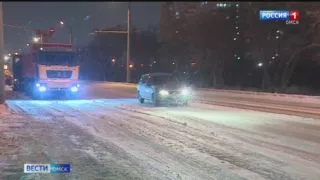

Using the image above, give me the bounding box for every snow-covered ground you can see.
[0,82,320,180]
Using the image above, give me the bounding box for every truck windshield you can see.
[37,52,77,66]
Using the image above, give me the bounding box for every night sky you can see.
[3,2,160,53]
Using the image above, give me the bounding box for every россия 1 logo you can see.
[259,10,300,25]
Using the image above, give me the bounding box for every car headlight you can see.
[159,90,169,96]
[181,88,190,95]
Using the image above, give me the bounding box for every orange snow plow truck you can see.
[12,42,80,99]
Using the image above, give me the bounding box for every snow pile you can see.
[0,104,10,115]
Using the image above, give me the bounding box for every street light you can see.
[33,37,40,43]
[257,62,263,67]
[112,58,116,63]
[59,20,72,44]
[129,64,133,68]
[4,55,9,61]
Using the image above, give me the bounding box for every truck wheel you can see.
[137,91,144,104]
[152,93,159,107]
[13,84,19,92]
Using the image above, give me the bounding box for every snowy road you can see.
[1,82,320,180]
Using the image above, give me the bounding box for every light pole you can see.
[60,21,73,44]
[126,2,131,83]
[0,2,4,104]
[93,2,132,83]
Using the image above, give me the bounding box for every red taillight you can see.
[49,28,55,33]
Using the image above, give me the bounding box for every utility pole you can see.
[69,26,73,45]
[93,2,132,83]
[126,2,132,83]
[0,2,4,104]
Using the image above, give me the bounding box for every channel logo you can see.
[260,10,289,21]
[24,164,71,173]
[259,10,300,25]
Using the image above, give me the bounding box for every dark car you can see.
[137,73,192,106]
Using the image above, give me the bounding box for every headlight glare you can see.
[159,90,169,96]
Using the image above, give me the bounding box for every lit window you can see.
[233,37,237,40]
[235,26,239,29]
[237,32,240,35]
[176,11,180,16]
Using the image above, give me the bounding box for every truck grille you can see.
[46,70,72,79]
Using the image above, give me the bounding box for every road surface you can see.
[0,82,320,180]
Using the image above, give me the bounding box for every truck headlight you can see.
[36,82,47,92]
[39,86,46,92]
[159,90,169,96]
[71,86,78,92]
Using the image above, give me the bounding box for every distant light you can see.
[272,56,275,59]
[8,53,11,56]
[141,64,144,67]
[129,64,133,68]
[276,36,280,39]
[33,37,40,43]
[236,4,239,7]
[236,16,239,18]
[233,37,237,40]
[26,43,30,47]
[49,28,55,33]
[275,53,279,57]
[237,57,241,60]
[4,55,9,61]
[14,52,19,55]
[235,26,239,29]
[237,32,240,35]
[257,62,263,67]
[276,30,280,33]
[153,60,157,64]
[4,65,8,70]
[112,58,116,63]
[40,47,44,51]
[60,21,64,25]
[172,62,175,65]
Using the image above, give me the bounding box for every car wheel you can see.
[152,93,159,107]
[182,101,189,106]
[137,91,144,104]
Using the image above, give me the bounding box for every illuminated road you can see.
[1,82,320,180]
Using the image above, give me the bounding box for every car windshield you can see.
[152,75,178,85]
[37,51,77,66]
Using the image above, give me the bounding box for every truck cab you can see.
[13,43,80,98]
